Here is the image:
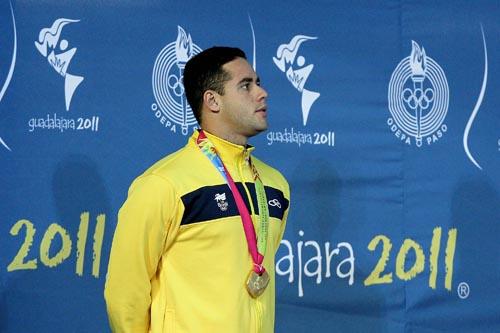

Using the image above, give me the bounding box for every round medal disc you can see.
[246,270,270,298]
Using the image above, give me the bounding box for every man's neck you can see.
[201,127,248,147]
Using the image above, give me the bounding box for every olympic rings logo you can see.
[268,199,282,209]
[402,87,434,110]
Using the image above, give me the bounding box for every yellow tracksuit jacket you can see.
[104,131,290,333]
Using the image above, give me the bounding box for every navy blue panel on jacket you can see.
[180,182,289,225]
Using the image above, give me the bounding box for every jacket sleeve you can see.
[104,174,179,333]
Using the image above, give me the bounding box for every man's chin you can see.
[256,123,268,134]
[247,125,268,138]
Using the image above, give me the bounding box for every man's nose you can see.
[257,85,268,100]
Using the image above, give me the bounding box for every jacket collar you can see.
[190,130,255,167]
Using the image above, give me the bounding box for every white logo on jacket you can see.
[268,198,281,209]
[214,193,228,212]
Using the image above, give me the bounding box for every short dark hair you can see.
[183,46,246,125]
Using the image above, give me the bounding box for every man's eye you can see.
[241,83,250,90]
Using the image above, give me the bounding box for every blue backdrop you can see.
[1,1,499,332]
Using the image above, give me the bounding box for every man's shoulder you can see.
[251,156,284,177]
[122,143,205,205]
[142,144,199,181]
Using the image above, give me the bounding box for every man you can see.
[104,46,290,333]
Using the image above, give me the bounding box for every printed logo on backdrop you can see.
[387,41,449,147]
[30,18,99,133]
[151,26,202,135]
[269,35,334,148]
[0,1,16,151]
[464,25,488,170]
[35,19,83,111]
[274,35,320,126]
[150,16,258,136]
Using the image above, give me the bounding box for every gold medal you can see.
[246,270,270,298]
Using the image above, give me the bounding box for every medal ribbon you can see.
[197,130,269,274]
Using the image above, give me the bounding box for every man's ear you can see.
[203,90,220,112]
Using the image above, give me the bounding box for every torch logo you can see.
[151,26,202,135]
[387,41,449,147]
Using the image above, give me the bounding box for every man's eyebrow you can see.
[237,76,260,85]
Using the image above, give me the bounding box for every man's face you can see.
[216,57,268,139]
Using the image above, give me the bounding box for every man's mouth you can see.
[256,106,267,114]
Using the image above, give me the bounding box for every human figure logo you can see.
[273,35,320,126]
[268,35,334,149]
[35,18,84,111]
[388,41,449,147]
[151,26,202,135]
